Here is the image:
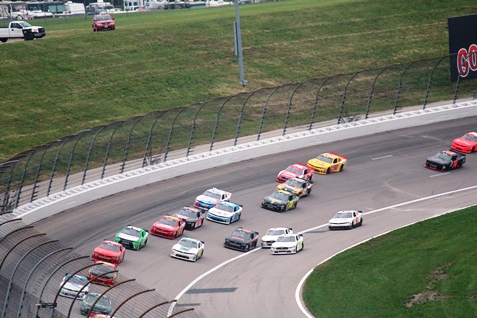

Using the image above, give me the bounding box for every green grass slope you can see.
[303,206,477,318]
[0,0,476,162]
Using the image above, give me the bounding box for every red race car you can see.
[276,163,314,183]
[88,261,118,287]
[451,132,477,153]
[150,215,186,239]
[91,240,125,265]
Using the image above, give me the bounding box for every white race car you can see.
[194,188,232,209]
[59,274,89,299]
[328,210,363,230]
[207,201,242,224]
[261,227,293,248]
[271,234,304,254]
[170,237,205,262]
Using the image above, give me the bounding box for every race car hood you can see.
[173,243,198,253]
[453,137,473,146]
[61,280,88,292]
[426,155,450,164]
[208,208,232,217]
[261,234,281,241]
[271,241,296,248]
[153,222,178,230]
[279,170,300,179]
[263,196,287,205]
[94,248,120,257]
[195,195,218,206]
[228,235,247,242]
[174,213,194,222]
[307,158,330,168]
[329,217,352,223]
[117,233,140,242]
[277,184,299,194]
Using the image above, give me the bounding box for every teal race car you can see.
[115,225,149,250]
[261,190,299,212]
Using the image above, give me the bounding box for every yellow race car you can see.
[276,177,313,197]
[307,152,348,174]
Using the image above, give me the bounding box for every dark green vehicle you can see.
[114,225,149,250]
[80,292,112,316]
[261,190,299,212]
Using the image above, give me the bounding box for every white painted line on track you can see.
[371,155,393,160]
[170,184,477,317]
[430,172,450,177]
[168,246,262,316]
[295,184,477,317]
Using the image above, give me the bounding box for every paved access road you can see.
[34,116,477,317]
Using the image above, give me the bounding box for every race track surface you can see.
[34,116,477,317]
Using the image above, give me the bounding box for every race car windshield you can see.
[436,152,452,160]
[285,166,302,174]
[285,179,303,187]
[84,294,110,306]
[91,264,115,275]
[216,202,234,212]
[122,227,140,237]
[266,229,286,236]
[463,134,477,142]
[277,236,295,242]
[178,209,197,218]
[179,240,198,248]
[271,192,289,201]
[99,243,120,251]
[160,218,178,226]
[316,155,332,163]
[334,212,352,218]
[231,230,250,239]
[202,190,221,199]
[65,276,87,286]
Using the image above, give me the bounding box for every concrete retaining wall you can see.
[15,101,477,224]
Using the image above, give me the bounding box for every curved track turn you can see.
[34,116,477,317]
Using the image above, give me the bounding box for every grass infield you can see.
[303,206,477,317]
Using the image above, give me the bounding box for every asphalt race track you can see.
[33,115,477,318]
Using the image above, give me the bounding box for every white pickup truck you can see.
[0,21,46,43]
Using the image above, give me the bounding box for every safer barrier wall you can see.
[14,100,477,224]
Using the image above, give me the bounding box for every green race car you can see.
[115,225,149,250]
[261,190,299,212]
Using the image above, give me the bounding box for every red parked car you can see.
[91,240,125,265]
[276,163,314,183]
[150,215,186,239]
[88,261,118,287]
[451,132,477,153]
[92,13,115,32]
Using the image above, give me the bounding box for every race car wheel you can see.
[245,244,250,251]
[350,222,355,229]
[326,168,330,174]
[144,239,148,246]
[359,219,363,226]
[193,255,197,262]
[473,146,476,153]
[302,242,304,251]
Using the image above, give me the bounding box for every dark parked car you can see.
[424,150,466,172]
[224,227,259,252]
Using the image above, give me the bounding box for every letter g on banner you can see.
[457,44,477,78]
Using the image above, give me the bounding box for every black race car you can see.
[424,150,466,172]
[173,206,207,230]
[224,227,259,252]
[261,190,299,212]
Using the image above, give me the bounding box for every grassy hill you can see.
[1,0,476,162]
